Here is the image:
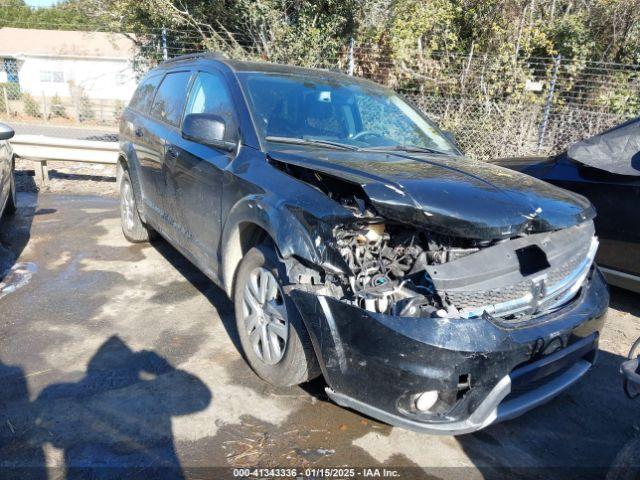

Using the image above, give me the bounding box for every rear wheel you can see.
[119,167,152,243]
[233,244,320,386]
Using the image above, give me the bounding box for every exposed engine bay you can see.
[334,223,483,318]
[329,220,598,321]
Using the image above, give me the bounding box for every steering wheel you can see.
[351,131,384,141]
[623,337,640,399]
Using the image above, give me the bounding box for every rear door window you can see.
[128,74,162,114]
[150,71,193,127]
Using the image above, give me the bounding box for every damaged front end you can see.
[274,154,599,325]
[271,153,608,434]
[333,219,598,323]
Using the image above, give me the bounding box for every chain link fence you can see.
[407,95,627,161]
[0,27,637,160]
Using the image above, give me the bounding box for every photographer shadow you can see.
[0,359,46,480]
[34,336,211,479]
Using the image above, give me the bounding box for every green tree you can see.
[0,0,100,30]
[4,0,636,111]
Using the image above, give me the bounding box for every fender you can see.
[220,192,323,295]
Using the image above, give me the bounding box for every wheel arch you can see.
[220,195,319,297]
[222,220,271,297]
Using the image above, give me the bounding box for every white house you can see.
[0,27,138,102]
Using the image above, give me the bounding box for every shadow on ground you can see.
[0,336,211,479]
[84,134,118,142]
[1,180,42,301]
[609,286,640,318]
[48,170,116,183]
[149,236,241,352]
[0,179,38,275]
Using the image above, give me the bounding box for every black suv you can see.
[119,54,608,434]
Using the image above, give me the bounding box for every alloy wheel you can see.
[242,267,289,365]
[121,180,136,232]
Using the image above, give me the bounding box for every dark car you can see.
[118,54,608,435]
[0,122,17,220]
[496,118,640,293]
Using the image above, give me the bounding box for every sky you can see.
[25,0,59,6]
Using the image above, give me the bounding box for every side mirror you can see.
[0,123,15,141]
[182,113,236,151]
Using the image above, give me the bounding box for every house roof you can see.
[0,27,136,59]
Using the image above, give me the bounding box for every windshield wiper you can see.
[265,136,358,151]
[359,145,451,155]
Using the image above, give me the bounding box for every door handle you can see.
[134,127,144,138]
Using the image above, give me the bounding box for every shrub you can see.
[49,94,68,118]
[77,93,95,123]
[68,81,95,123]
[22,93,42,118]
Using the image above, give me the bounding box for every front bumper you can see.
[291,268,609,435]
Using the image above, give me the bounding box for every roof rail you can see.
[163,52,226,64]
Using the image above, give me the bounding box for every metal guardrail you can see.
[11,134,118,184]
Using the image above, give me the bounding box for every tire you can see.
[119,167,152,243]
[4,160,16,215]
[623,337,640,399]
[233,244,320,386]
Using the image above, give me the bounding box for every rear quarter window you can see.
[128,74,162,114]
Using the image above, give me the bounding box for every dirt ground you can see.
[15,158,118,197]
[0,173,639,479]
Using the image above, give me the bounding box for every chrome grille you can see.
[452,236,598,319]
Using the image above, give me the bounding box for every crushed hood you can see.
[268,148,595,240]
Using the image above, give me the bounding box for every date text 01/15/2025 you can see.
[231,467,401,477]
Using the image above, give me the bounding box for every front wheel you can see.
[119,167,152,243]
[233,245,320,386]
